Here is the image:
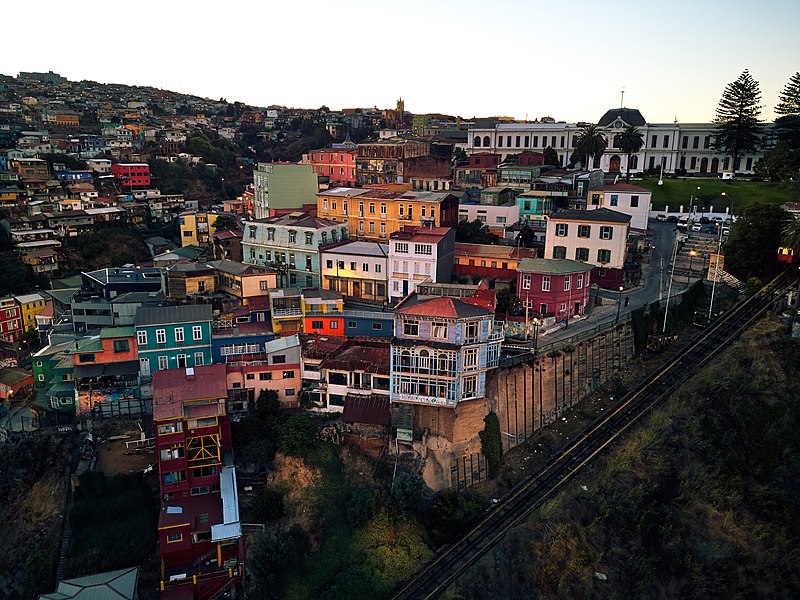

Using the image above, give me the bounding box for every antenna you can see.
[620,88,625,109]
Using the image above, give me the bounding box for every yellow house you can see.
[179,211,238,246]
[210,260,277,302]
[14,293,48,331]
[0,188,24,206]
[316,187,459,241]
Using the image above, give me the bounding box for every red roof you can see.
[464,281,496,310]
[159,493,223,530]
[395,296,492,318]
[597,183,650,193]
[152,365,228,421]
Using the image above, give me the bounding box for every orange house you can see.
[303,314,345,336]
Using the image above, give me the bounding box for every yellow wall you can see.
[316,193,444,241]
[18,298,47,330]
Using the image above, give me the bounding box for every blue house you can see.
[341,310,394,339]
[211,324,276,363]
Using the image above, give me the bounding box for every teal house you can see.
[32,340,77,420]
[134,304,213,384]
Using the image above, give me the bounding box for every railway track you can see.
[392,270,798,600]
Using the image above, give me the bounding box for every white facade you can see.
[545,209,630,270]
[587,185,652,232]
[388,228,455,301]
[320,241,389,301]
[87,159,112,174]
[458,203,520,231]
[467,112,775,176]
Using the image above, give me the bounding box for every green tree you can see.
[754,142,800,182]
[249,525,308,599]
[618,125,644,181]
[277,414,317,456]
[574,124,608,170]
[212,214,239,232]
[453,147,468,165]
[724,202,789,279]
[479,412,502,477]
[713,70,763,173]
[775,72,800,149]
[390,473,425,515]
[256,388,281,420]
[542,146,560,167]
[455,219,499,244]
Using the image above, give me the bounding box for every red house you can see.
[514,151,545,167]
[308,148,357,187]
[111,162,151,188]
[515,258,593,321]
[153,365,243,600]
[0,297,23,343]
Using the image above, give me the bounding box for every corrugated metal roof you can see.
[549,207,631,224]
[342,394,390,426]
[134,304,212,326]
[212,466,241,542]
[517,258,594,275]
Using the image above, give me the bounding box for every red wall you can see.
[304,315,345,336]
[515,269,592,319]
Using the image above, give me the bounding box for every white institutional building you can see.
[466,108,776,177]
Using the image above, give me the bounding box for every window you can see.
[590,192,601,206]
[564,276,571,291]
[267,228,275,241]
[663,135,669,148]
[704,135,711,149]
[175,327,184,343]
[600,226,613,240]
[381,203,386,215]
[692,136,699,149]
[37,374,45,382]
[283,370,294,379]
[463,375,477,398]
[609,194,618,207]
[192,465,216,478]
[464,347,478,369]
[113,339,130,353]
[372,322,382,330]
[395,242,409,253]
[403,320,419,336]
[522,274,531,289]
[350,261,356,270]
[190,486,210,497]
[630,195,639,208]
[259,372,272,381]
[166,533,183,543]
[415,244,432,255]
[288,230,296,243]
[157,422,182,435]
[158,356,169,370]
[156,329,166,344]
[577,274,584,289]
[305,232,314,245]
[160,445,184,460]
[651,134,658,148]
[78,353,95,363]
[326,259,333,269]
[375,263,381,273]
[192,325,202,341]
[163,470,186,484]
[194,353,204,366]
[682,136,688,149]
[577,225,590,238]
[137,331,147,346]
[542,276,551,291]
[311,320,324,329]
[432,321,448,339]
[552,246,566,259]
[285,388,296,397]
[555,223,568,237]
[246,373,255,380]
[272,354,286,364]
[597,249,612,263]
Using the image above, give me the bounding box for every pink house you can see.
[515,258,593,320]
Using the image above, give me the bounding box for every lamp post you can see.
[615,285,624,324]
[650,243,664,301]
[690,186,700,215]
[532,317,540,353]
[721,191,734,219]
[663,235,680,333]
[708,225,723,321]
[687,250,697,282]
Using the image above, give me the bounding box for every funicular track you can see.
[393,271,798,600]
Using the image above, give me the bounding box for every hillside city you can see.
[1,69,800,600]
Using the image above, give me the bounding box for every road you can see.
[527,219,685,347]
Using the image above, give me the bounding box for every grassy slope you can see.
[635,178,792,212]
[452,317,800,599]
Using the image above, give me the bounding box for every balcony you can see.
[272,307,303,317]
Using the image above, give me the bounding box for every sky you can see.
[3,0,799,124]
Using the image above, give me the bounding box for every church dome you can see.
[597,108,646,127]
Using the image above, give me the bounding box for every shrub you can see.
[390,473,425,515]
[251,487,286,522]
[277,414,318,456]
[480,412,503,477]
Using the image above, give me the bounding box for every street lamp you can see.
[663,235,680,333]
[615,285,624,324]
[649,243,664,301]
[688,250,697,282]
[690,186,700,215]
[721,191,734,218]
[532,317,540,352]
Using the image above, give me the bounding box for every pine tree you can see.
[776,72,800,116]
[775,72,800,149]
[713,70,763,173]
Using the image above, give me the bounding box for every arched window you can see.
[474,136,481,147]
[483,136,490,147]
[400,350,411,369]
[419,349,429,373]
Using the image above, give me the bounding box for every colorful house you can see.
[225,335,302,409]
[14,292,48,332]
[152,365,243,600]
[0,297,23,343]
[515,258,593,321]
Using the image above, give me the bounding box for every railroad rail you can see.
[392,270,798,600]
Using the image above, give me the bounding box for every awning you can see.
[73,360,140,379]
[342,394,390,426]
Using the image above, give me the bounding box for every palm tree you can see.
[574,124,608,170]
[782,215,800,251]
[618,125,644,182]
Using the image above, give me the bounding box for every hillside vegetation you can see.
[451,317,800,599]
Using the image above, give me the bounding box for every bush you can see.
[277,414,318,456]
[346,486,380,526]
[251,487,286,522]
[429,489,487,544]
[249,525,309,599]
[390,473,425,515]
[479,412,503,477]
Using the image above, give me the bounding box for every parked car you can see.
[722,226,731,236]
[712,216,723,223]
[656,214,667,222]
[691,223,702,232]
[667,215,679,223]
[699,216,710,224]
[701,224,717,234]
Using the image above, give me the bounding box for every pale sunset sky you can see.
[3,0,798,124]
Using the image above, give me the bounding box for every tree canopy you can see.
[713,70,763,172]
[724,202,789,280]
[574,124,608,169]
[542,146,559,167]
[618,125,644,181]
[455,219,499,244]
